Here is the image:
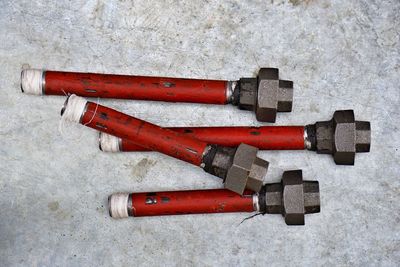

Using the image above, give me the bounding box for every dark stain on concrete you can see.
[48,201,59,211]
[289,0,313,6]
[131,158,156,182]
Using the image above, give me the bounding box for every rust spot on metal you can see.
[81,79,91,86]
[183,129,193,133]
[85,89,97,93]
[216,202,226,212]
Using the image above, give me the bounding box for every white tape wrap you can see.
[99,133,121,152]
[109,193,130,219]
[21,69,44,95]
[253,194,260,212]
[61,94,88,123]
[304,129,311,150]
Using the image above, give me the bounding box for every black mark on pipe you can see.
[161,197,170,203]
[100,112,108,120]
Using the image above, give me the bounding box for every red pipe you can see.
[113,126,305,151]
[45,71,228,104]
[78,101,209,165]
[130,189,255,217]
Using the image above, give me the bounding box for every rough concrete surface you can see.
[0,0,399,266]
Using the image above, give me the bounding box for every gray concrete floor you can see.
[1,0,399,266]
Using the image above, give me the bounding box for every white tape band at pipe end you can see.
[109,193,130,219]
[21,69,44,95]
[61,94,88,123]
[99,133,121,152]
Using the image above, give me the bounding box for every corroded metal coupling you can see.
[202,144,269,194]
[307,110,371,165]
[233,68,293,122]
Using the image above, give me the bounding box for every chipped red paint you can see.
[130,189,255,217]
[45,71,228,104]
[117,126,306,151]
[80,102,208,165]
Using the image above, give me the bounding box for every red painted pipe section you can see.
[45,71,228,104]
[117,126,305,151]
[131,189,255,217]
[80,102,209,165]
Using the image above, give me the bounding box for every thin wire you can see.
[58,95,100,141]
[83,97,99,126]
[238,212,264,226]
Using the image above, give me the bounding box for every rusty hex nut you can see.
[224,143,269,195]
[202,144,268,195]
[236,68,293,122]
[256,68,293,122]
[314,110,371,165]
[264,170,320,225]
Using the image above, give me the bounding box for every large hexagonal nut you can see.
[224,143,269,195]
[315,110,371,165]
[282,170,306,225]
[264,170,320,225]
[256,68,293,122]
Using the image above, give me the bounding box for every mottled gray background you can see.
[0,0,399,266]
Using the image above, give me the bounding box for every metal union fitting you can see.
[309,110,371,165]
[235,68,293,122]
[262,170,320,225]
[203,144,269,195]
